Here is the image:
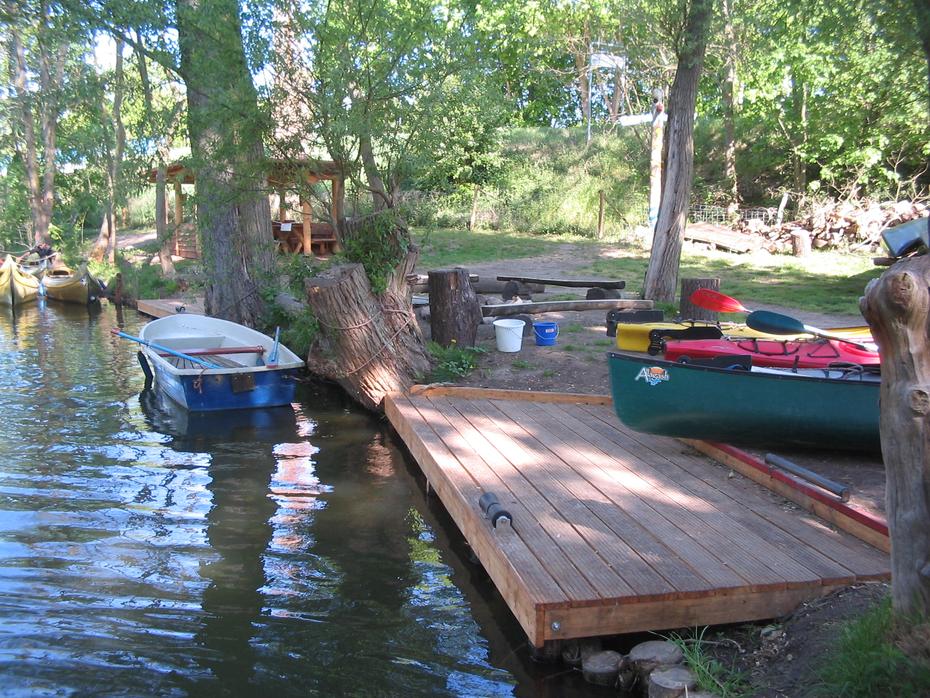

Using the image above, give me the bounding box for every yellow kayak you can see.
[0,256,12,306]
[44,265,105,304]
[616,320,872,353]
[8,255,40,306]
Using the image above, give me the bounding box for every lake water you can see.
[0,301,591,696]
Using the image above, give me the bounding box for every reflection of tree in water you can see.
[147,400,305,696]
[195,445,278,694]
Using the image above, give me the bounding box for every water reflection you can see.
[0,302,555,696]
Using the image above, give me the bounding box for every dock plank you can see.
[520,400,827,588]
[441,396,679,600]
[419,396,604,600]
[385,386,890,646]
[579,403,889,578]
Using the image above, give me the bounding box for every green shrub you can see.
[426,341,485,382]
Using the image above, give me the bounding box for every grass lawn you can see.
[413,227,883,317]
[413,227,594,268]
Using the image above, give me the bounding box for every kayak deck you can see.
[385,386,889,648]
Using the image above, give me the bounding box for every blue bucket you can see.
[533,321,559,346]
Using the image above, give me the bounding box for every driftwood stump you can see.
[861,256,930,617]
[679,277,720,322]
[629,640,684,680]
[428,268,482,347]
[305,258,431,412]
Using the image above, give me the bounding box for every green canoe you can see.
[607,351,880,451]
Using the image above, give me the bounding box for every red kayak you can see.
[662,337,880,369]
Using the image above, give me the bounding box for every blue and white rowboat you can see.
[136,314,304,411]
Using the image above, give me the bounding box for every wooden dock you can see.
[384,386,889,648]
[137,297,205,319]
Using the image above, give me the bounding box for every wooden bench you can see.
[481,298,653,317]
[273,220,339,256]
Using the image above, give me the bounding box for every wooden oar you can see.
[111,329,220,369]
[745,310,873,350]
[689,288,753,314]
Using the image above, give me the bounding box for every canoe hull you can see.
[607,351,880,451]
[1,255,39,306]
[138,314,304,412]
[44,268,104,304]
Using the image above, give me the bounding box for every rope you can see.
[335,312,417,378]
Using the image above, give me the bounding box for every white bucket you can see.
[493,319,525,352]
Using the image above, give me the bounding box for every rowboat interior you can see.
[153,335,267,369]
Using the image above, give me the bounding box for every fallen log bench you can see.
[497,275,627,299]
[481,298,654,317]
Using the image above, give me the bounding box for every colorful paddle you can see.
[745,311,873,351]
[689,288,752,314]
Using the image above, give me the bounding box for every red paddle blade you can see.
[689,288,751,314]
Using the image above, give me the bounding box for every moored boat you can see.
[662,336,880,369]
[129,314,305,411]
[0,255,40,306]
[0,256,12,307]
[43,265,105,304]
[615,319,871,353]
[607,350,879,451]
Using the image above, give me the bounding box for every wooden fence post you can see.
[679,277,719,321]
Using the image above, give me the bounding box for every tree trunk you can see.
[469,185,480,230]
[177,0,274,327]
[861,258,930,619]
[360,131,389,212]
[642,0,713,303]
[679,277,719,322]
[155,163,176,277]
[91,38,126,264]
[428,268,482,347]
[722,0,739,218]
[912,0,930,124]
[9,10,64,247]
[306,260,431,412]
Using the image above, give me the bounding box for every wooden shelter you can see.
[146,158,346,259]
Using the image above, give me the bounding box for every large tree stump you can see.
[861,256,930,617]
[679,277,720,322]
[305,258,431,412]
[428,268,482,347]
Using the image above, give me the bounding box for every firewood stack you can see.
[735,199,928,253]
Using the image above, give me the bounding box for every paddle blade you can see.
[745,310,807,336]
[689,288,751,314]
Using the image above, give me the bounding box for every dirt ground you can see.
[416,246,889,697]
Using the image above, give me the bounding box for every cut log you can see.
[473,279,544,295]
[497,275,626,289]
[406,272,479,293]
[481,298,654,317]
[648,666,697,698]
[585,287,622,300]
[305,259,431,412]
[679,277,720,322]
[861,256,930,617]
[428,268,482,347]
[629,640,684,680]
[790,228,811,257]
[581,650,624,687]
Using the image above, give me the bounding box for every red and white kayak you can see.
[662,336,880,369]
